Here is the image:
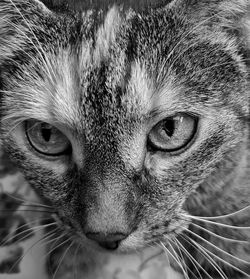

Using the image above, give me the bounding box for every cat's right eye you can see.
[148,113,198,153]
[25,120,71,156]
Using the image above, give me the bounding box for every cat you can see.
[0,0,249,278]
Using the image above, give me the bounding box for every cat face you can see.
[0,0,249,252]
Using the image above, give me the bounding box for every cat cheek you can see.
[144,153,172,177]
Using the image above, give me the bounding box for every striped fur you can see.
[0,0,249,278]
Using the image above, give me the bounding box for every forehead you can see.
[69,7,245,120]
[34,8,156,136]
[8,5,246,141]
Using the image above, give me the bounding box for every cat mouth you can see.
[48,213,127,252]
[48,209,190,254]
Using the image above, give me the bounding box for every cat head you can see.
[0,0,249,252]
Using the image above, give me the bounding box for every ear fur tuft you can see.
[218,0,250,56]
[180,0,250,56]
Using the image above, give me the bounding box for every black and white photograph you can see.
[0,0,249,278]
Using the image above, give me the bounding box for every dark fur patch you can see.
[0,246,23,274]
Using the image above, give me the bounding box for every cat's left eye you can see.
[148,113,198,152]
[25,120,71,156]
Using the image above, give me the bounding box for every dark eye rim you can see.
[25,120,72,157]
[147,114,199,153]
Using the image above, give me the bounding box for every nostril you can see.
[86,232,127,250]
[98,240,120,250]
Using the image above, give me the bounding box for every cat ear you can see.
[211,0,250,60]
[215,0,250,40]
[170,0,250,56]
[0,0,52,63]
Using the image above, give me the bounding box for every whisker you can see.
[18,204,54,209]
[181,234,228,279]
[1,222,56,247]
[183,227,250,266]
[52,240,74,279]
[38,231,59,247]
[194,241,229,279]
[171,237,201,279]
[2,191,53,209]
[156,243,170,266]
[167,239,191,279]
[173,237,203,279]
[1,215,51,233]
[183,205,250,220]
[42,235,70,262]
[160,241,190,279]
[182,214,250,230]
[190,222,249,244]
[8,227,58,274]
[36,231,67,255]
[1,219,56,246]
[0,209,54,214]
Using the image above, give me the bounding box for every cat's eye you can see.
[148,114,198,152]
[25,120,71,156]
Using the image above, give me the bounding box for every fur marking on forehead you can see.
[79,6,124,66]
[126,61,154,111]
[1,0,249,133]
[94,6,122,62]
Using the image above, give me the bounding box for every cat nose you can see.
[86,232,128,250]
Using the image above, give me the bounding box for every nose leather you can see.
[86,232,127,243]
[98,240,120,250]
[86,232,128,250]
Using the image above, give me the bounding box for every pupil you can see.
[164,119,175,137]
[41,128,52,142]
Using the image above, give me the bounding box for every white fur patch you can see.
[2,48,82,132]
[46,49,82,127]
[125,61,154,112]
[94,6,122,62]
[32,0,52,14]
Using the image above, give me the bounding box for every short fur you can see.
[0,0,249,278]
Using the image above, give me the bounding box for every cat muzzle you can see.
[86,231,128,250]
